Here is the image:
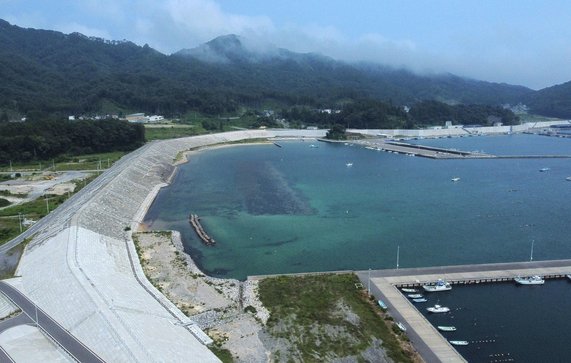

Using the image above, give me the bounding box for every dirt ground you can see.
[134,231,270,362]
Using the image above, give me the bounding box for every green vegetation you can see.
[144,125,201,140]
[0,151,126,172]
[409,100,520,126]
[0,198,10,208]
[259,274,415,362]
[0,18,543,123]
[326,124,348,140]
[209,346,234,363]
[0,119,143,164]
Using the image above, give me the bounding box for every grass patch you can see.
[144,125,202,141]
[258,273,415,362]
[209,346,234,363]
[0,151,127,172]
[0,198,10,208]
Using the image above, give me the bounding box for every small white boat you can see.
[427,304,450,313]
[309,144,318,148]
[407,294,424,299]
[438,326,457,332]
[514,275,545,285]
[401,288,417,293]
[451,177,460,182]
[566,176,571,181]
[346,162,353,167]
[539,167,550,172]
[423,279,452,292]
[396,322,407,332]
[413,298,428,303]
[449,340,469,346]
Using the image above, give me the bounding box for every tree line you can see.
[0,119,144,163]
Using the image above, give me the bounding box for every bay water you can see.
[145,134,571,280]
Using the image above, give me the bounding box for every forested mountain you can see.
[523,81,571,118]
[0,19,568,118]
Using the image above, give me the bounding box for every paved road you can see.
[0,281,105,363]
[356,271,443,363]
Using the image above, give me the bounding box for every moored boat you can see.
[449,340,469,346]
[514,275,544,285]
[438,326,457,332]
[566,176,571,181]
[539,167,550,172]
[423,279,452,292]
[407,294,423,299]
[427,304,450,313]
[566,274,571,281]
[451,177,460,182]
[401,288,417,293]
[413,298,428,303]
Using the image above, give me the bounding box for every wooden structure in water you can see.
[189,214,216,246]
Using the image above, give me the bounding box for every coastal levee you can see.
[7,129,324,362]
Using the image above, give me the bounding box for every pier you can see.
[356,259,571,363]
[188,214,216,246]
[354,139,571,159]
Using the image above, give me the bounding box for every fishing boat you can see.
[423,279,452,292]
[346,162,353,167]
[566,176,571,181]
[412,298,427,303]
[407,294,423,299]
[451,177,460,182]
[539,167,550,172]
[401,288,417,293]
[377,300,388,310]
[396,322,407,332]
[449,340,469,346]
[438,326,457,332]
[514,275,545,285]
[427,304,450,313]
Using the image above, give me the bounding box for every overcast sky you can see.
[2,0,571,89]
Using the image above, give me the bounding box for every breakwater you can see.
[189,214,216,246]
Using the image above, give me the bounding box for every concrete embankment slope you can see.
[10,130,324,362]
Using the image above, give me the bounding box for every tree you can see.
[326,124,347,140]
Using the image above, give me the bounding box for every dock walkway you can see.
[356,259,571,363]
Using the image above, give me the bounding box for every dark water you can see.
[144,134,571,280]
[417,279,571,363]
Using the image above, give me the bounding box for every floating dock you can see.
[188,214,216,246]
[356,259,571,363]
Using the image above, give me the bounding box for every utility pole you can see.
[9,160,13,172]
[18,213,22,233]
[45,197,49,214]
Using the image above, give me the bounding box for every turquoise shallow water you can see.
[144,134,571,280]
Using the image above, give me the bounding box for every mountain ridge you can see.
[0,19,567,118]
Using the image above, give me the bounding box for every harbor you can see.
[357,259,571,363]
